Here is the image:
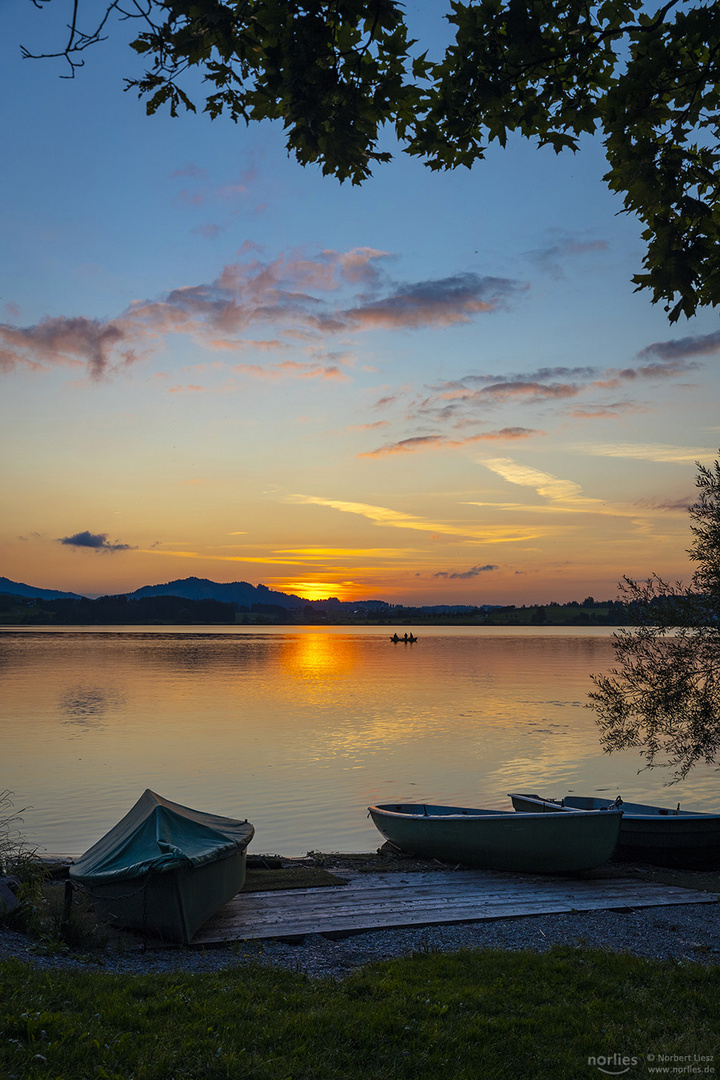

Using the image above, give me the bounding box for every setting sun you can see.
[279,581,357,602]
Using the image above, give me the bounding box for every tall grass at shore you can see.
[2,947,718,1079]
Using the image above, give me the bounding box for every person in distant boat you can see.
[391,633,400,642]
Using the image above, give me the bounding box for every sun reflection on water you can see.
[279,633,358,682]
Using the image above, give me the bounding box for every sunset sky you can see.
[2,1,720,606]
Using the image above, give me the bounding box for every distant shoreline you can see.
[0,617,629,630]
[0,596,630,629]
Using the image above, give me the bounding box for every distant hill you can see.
[128,576,309,609]
[0,576,83,601]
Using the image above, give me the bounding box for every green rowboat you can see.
[367,802,622,873]
[69,790,254,943]
[509,792,720,868]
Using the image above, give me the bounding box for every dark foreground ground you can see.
[1,847,718,978]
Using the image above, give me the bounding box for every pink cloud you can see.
[416,356,697,432]
[360,427,542,458]
[638,332,720,362]
[473,381,580,402]
[616,358,701,379]
[0,315,139,377]
[0,250,521,379]
[321,247,391,285]
[361,435,446,457]
[324,274,520,332]
[232,359,349,381]
[349,420,390,431]
[570,402,641,418]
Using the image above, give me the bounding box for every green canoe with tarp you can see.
[69,790,254,943]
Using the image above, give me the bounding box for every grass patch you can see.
[1,947,718,1079]
[242,867,349,892]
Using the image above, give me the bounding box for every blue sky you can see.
[2,0,719,604]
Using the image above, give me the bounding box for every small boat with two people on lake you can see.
[367,800,623,874]
[508,792,720,868]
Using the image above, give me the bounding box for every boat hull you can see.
[509,793,720,869]
[367,803,622,874]
[81,847,248,944]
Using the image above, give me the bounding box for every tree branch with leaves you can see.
[21,0,720,320]
[589,456,720,781]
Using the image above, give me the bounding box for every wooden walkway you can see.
[192,870,717,946]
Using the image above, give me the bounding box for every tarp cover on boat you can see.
[69,790,254,884]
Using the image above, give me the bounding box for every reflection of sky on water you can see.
[1,628,717,854]
[59,685,126,728]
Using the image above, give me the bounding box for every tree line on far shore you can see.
[0,592,637,626]
[0,592,237,626]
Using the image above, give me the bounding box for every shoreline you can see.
[2,851,719,979]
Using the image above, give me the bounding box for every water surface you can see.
[2,626,716,855]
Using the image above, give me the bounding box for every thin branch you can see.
[22,0,158,77]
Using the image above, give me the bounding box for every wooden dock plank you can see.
[192,872,717,945]
[199,888,706,934]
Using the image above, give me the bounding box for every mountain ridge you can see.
[0,576,84,601]
[0,574,392,611]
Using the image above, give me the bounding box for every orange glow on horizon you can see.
[278,580,357,602]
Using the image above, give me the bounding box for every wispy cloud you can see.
[568,402,644,419]
[170,162,260,226]
[232,359,350,381]
[285,493,543,543]
[429,359,695,411]
[318,274,522,333]
[273,546,422,561]
[387,353,703,441]
[524,234,608,277]
[480,458,583,500]
[576,443,715,464]
[469,456,663,524]
[349,420,390,432]
[359,427,542,458]
[608,357,701,382]
[632,497,693,512]
[434,564,499,579]
[638,330,720,362]
[58,530,135,553]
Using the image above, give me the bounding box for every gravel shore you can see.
[2,854,718,980]
[2,901,720,979]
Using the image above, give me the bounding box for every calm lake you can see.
[2,626,718,857]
